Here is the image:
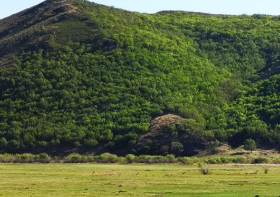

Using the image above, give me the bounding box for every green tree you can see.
[244,139,257,153]
[0,138,8,149]
[7,140,21,152]
[170,142,184,156]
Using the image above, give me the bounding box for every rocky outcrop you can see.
[135,114,206,156]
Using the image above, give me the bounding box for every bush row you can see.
[0,153,51,163]
[0,153,278,164]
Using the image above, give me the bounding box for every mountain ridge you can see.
[1,0,280,155]
[0,0,90,68]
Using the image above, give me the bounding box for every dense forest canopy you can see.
[1,0,280,155]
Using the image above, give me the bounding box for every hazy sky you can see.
[1,0,280,19]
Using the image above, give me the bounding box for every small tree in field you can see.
[244,139,257,153]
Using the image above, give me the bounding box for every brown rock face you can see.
[151,114,183,133]
[141,114,183,139]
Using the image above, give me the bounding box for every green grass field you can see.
[0,164,279,197]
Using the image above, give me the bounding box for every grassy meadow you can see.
[0,164,280,197]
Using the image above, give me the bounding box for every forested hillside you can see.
[1,0,280,155]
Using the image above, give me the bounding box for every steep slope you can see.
[227,75,280,149]
[0,0,115,68]
[1,0,280,155]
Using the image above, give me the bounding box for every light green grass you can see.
[0,164,279,197]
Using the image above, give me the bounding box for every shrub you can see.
[65,154,82,163]
[86,156,96,162]
[0,153,272,164]
[35,153,51,163]
[15,153,35,163]
[166,154,177,163]
[119,157,127,164]
[220,157,231,164]
[136,155,153,164]
[232,157,247,164]
[80,155,89,163]
[98,153,119,163]
[206,158,222,164]
[272,158,280,164]
[178,157,194,165]
[0,154,14,163]
[153,156,168,163]
[252,157,269,164]
[125,154,136,163]
[244,139,257,153]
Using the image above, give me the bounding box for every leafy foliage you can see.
[244,139,257,152]
[1,0,280,154]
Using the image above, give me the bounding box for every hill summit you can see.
[1,0,280,155]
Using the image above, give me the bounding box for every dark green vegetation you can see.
[244,139,257,153]
[1,164,280,197]
[1,0,280,155]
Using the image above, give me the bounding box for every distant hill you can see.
[1,0,280,155]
